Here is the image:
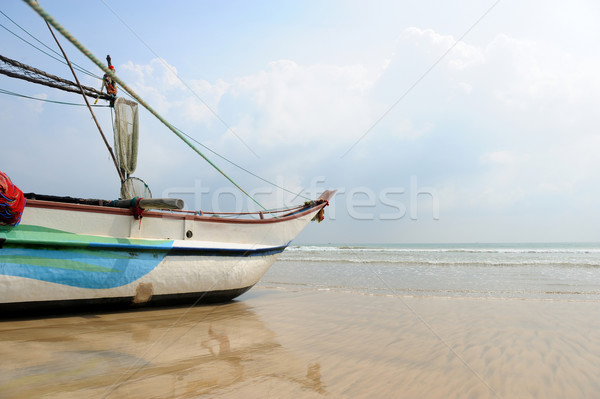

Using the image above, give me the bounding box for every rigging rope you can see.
[1,6,308,202]
[0,9,136,105]
[98,0,259,159]
[96,4,309,201]
[0,11,101,80]
[42,16,125,184]
[171,125,311,201]
[0,88,109,107]
[0,54,111,100]
[23,0,270,212]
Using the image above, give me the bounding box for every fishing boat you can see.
[0,1,333,311]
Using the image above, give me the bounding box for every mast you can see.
[23,0,270,213]
[42,20,125,184]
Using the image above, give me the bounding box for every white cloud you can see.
[224,60,381,147]
[120,57,388,151]
[390,119,434,140]
[120,58,186,115]
[120,58,185,92]
[387,27,600,220]
[455,81,473,94]
[399,27,485,70]
[99,27,600,242]
[182,78,229,123]
[480,150,521,165]
[28,93,47,114]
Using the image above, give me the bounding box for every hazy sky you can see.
[2,1,599,244]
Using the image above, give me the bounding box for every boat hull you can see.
[0,197,329,310]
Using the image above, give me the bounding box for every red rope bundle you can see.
[0,171,26,226]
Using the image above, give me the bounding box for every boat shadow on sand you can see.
[0,300,326,398]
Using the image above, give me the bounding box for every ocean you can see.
[258,243,600,301]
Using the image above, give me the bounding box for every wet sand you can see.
[1,288,599,398]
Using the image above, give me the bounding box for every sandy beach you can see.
[1,288,599,398]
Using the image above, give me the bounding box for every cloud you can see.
[120,57,387,154]
[110,26,600,241]
[120,58,186,115]
[27,93,48,114]
[389,119,434,141]
[373,27,600,225]
[481,150,521,165]
[399,27,485,70]
[395,27,600,127]
[183,78,229,123]
[223,60,381,147]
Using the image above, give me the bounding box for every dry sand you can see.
[0,288,599,398]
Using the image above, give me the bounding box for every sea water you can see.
[258,243,600,301]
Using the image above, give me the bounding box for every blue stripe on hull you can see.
[0,246,167,289]
[0,241,287,289]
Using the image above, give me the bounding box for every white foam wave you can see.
[277,257,600,267]
[287,245,600,255]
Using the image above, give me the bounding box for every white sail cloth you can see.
[113,97,139,177]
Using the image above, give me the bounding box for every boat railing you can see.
[23,192,325,220]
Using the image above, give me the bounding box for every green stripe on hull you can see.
[0,224,173,289]
[0,224,172,248]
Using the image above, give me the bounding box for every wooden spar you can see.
[0,55,111,100]
[42,21,125,184]
[110,198,185,210]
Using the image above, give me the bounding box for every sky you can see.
[1,0,599,244]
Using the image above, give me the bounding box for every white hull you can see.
[0,193,332,309]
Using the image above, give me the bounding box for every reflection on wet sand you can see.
[0,300,324,398]
[3,288,600,398]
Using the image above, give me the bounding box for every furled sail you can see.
[113,97,139,177]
